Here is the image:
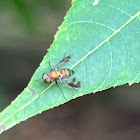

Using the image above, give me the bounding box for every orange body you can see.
[49,69,70,79]
[43,69,71,83]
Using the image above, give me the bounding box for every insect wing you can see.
[68,78,81,88]
[54,54,73,70]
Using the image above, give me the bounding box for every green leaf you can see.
[0,0,140,134]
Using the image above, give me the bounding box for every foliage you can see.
[0,0,140,134]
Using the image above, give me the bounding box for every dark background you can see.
[0,0,140,140]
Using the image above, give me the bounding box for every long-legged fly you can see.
[42,54,81,100]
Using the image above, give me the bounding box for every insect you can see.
[42,54,81,100]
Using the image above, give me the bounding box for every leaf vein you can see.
[100,3,132,17]
[71,11,140,69]
[94,40,113,91]
[63,21,116,32]
[0,83,55,124]
[70,43,90,53]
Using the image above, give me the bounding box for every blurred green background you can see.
[1,0,140,140]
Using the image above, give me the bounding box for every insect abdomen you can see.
[60,69,74,77]
[69,69,75,76]
[49,71,60,79]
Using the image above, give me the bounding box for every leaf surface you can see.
[0,0,140,134]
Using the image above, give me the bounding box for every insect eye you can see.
[42,72,48,80]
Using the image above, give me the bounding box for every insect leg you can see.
[69,85,78,91]
[48,81,52,86]
[55,81,67,101]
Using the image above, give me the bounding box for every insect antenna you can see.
[55,81,67,101]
